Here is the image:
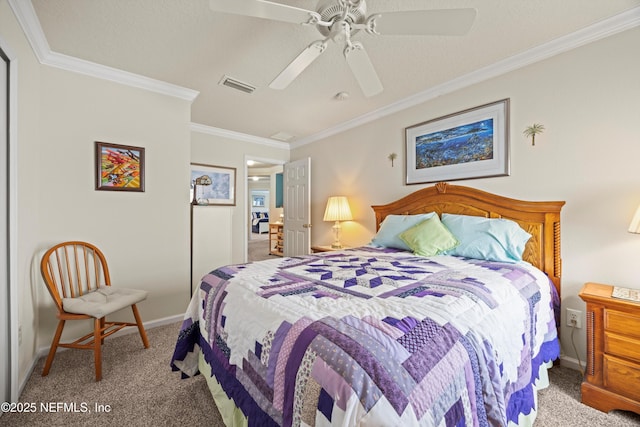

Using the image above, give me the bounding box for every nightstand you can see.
[310,245,350,253]
[269,223,283,256]
[579,282,640,415]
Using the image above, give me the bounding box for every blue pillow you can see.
[441,213,531,262]
[370,213,435,251]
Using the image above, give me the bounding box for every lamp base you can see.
[331,221,344,250]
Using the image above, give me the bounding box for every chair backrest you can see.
[41,241,111,312]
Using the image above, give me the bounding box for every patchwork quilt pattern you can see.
[171,247,559,427]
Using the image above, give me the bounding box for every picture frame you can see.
[190,163,236,206]
[95,141,145,192]
[405,99,510,185]
[252,195,265,207]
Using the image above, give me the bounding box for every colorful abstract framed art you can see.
[405,99,510,185]
[190,163,236,206]
[95,141,145,192]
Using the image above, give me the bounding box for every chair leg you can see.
[131,304,149,348]
[100,317,105,345]
[42,319,65,376]
[94,318,102,382]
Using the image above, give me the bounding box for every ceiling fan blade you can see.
[209,0,319,25]
[269,40,327,90]
[345,43,383,97]
[369,8,477,36]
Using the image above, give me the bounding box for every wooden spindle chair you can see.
[40,241,150,381]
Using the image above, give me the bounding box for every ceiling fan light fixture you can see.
[219,75,256,94]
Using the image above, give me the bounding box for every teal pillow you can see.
[441,213,531,262]
[370,213,435,251]
[399,215,459,257]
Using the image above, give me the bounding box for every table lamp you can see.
[192,175,212,205]
[323,196,353,249]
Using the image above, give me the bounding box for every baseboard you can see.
[559,355,585,373]
[20,313,184,397]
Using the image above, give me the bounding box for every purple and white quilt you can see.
[171,247,559,426]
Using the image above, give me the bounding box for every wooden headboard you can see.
[371,182,565,298]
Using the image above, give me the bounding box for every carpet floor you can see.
[4,322,640,426]
[248,238,274,262]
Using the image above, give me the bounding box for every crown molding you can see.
[190,123,289,150]
[291,6,640,148]
[8,0,199,102]
[44,51,200,101]
[7,0,50,61]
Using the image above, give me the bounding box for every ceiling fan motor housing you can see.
[316,0,367,36]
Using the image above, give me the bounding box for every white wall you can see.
[36,66,193,335]
[1,0,193,388]
[291,27,640,366]
[191,129,289,263]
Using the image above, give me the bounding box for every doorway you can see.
[245,157,284,262]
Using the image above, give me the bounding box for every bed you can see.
[252,212,270,234]
[172,182,565,426]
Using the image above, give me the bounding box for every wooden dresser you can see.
[579,282,640,415]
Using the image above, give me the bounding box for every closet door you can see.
[0,48,9,404]
[190,206,232,293]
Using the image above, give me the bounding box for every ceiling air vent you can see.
[270,131,295,142]
[219,75,256,94]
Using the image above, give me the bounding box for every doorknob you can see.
[303,224,312,228]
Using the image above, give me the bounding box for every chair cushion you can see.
[62,286,148,319]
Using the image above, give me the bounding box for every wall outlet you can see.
[567,308,582,328]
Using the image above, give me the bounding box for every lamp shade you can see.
[323,196,353,222]
[630,205,640,234]
[195,175,212,186]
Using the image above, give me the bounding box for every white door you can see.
[283,158,311,256]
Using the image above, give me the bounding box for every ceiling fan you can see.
[209,0,476,97]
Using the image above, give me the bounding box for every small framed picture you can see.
[405,99,510,185]
[190,163,236,206]
[95,141,145,192]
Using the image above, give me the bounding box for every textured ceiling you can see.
[30,0,640,143]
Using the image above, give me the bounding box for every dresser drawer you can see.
[604,355,640,401]
[605,309,640,339]
[605,332,640,363]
